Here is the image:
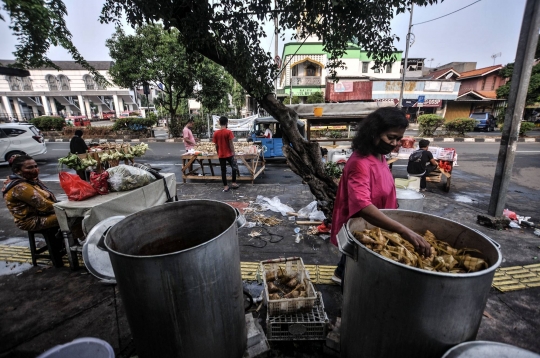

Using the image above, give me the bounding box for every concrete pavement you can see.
[0,178,539,356]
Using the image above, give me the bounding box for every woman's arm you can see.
[356,204,431,257]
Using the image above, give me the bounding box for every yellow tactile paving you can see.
[1,244,538,290]
[492,264,540,292]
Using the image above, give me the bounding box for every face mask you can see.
[374,140,396,155]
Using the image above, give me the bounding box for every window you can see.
[0,129,7,138]
[2,128,26,137]
[47,75,58,91]
[386,63,393,73]
[491,76,496,90]
[84,75,96,90]
[362,62,369,73]
[58,75,70,90]
[481,77,487,90]
[306,64,316,76]
[291,66,298,77]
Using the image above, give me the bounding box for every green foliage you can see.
[519,121,535,136]
[444,118,476,136]
[327,130,343,138]
[31,116,65,131]
[417,114,444,136]
[324,161,343,179]
[285,96,302,105]
[112,116,157,131]
[306,92,324,104]
[497,62,540,104]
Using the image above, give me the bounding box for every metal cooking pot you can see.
[442,341,540,358]
[105,200,246,358]
[337,210,502,358]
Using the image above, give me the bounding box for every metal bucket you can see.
[105,200,246,358]
[442,341,540,358]
[337,210,501,358]
[396,188,425,211]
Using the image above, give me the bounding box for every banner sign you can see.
[212,114,258,132]
[334,81,354,93]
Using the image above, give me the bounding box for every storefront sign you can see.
[401,99,442,107]
[424,81,442,91]
[440,82,455,92]
[334,81,354,93]
[375,98,399,106]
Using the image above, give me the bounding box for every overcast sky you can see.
[0,0,528,70]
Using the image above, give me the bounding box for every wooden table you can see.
[181,153,265,184]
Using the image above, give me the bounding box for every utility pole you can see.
[488,0,540,217]
[398,3,414,109]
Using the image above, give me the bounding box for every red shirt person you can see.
[330,107,431,285]
[212,116,240,192]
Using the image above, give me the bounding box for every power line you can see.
[412,0,482,26]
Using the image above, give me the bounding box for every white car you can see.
[0,124,47,162]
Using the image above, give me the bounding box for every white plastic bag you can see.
[255,195,294,216]
[297,201,326,221]
[106,165,156,192]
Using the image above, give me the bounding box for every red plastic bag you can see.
[90,171,109,195]
[503,209,517,221]
[59,172,99,201]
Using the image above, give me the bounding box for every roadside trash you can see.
[288,216,295,221]
[255,195,294,216]
[317,222,331,233]
[503,209,517,221]
[248,230,262,238]
[294,227,302,243]
[253,214,282,226]
[319,234,330,241]
[297,201,326,221]
[307,226,319,235]
[534,229,540,237]
[244,222,256,228]
[508,221,521,229]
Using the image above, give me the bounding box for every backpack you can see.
[408,149,424,162]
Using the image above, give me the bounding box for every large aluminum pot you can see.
[337,210,501,358]
[396,188,425,211]
[105,200,246,358]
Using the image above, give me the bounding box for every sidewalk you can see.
[0,182,539,357]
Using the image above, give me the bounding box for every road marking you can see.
[516,151,540,153]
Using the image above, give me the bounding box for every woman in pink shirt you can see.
[330,107,431,284]
[183,118,196,151]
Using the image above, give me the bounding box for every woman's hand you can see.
[400,228,431,257]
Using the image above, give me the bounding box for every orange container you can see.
[313,107,323,117]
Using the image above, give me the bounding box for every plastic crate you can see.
[261,257,317,316]
[397,147,416,160]
[266,292,328,341]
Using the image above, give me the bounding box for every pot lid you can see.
[82,216,125,284]
[396,188,424,200]
[442,341,540,358]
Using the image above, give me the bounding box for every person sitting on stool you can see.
[407,139,439,191]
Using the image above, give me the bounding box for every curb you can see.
[44,138,185,143]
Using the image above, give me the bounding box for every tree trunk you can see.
[259,94,337,219]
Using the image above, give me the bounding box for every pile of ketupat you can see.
[353,228,488,273]
[193,142,259,155]
[266,268,309,300]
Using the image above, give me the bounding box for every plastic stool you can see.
[27,229,64,267]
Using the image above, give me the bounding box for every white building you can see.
[0,60,138,121]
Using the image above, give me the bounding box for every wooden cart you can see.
[181,153,265,184]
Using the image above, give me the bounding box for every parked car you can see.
[470,112,496,132]
[0,124,47,162]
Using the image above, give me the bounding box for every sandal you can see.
[223,187,230,192]
[231,184,240,189]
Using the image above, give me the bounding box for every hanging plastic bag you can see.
[90,171,110,195]
[59,172,99,201]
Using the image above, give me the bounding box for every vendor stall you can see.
[53,173,176,269]
[388,146,456,192]
[182,142,265,184]
[181,153,264,184]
